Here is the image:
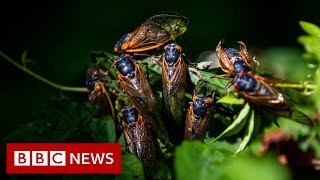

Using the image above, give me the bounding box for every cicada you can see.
[114,55,169,142]
[215,40,251,75]
[114,13,188,54]
[233,72,313,126]
[121,105,155,176]
[185,92,213,141]
[162,43,186,126]
[86,66,115,119]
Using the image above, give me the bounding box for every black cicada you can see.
[162,43,186,126]
[86,66,115,119]
[185,92,213,141]
[121,105,155,176]
[114,55,170,143]
[233,72,313,126]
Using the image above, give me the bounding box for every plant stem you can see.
[0,51,87,93]
[273,83,316,90]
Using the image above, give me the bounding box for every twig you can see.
[273,83,316,90]
[0,51,87,92]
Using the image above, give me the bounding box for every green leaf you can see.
[204,139,239,156]
[298,35,320,60]
[251,110,261,142]
[188,67,230,95]
[144,55,162,75]
[299,21,320,37]
[116,153,145,180]
[3,98,97,142]
[88,115,116,143]
[195,61,213,70]
[175,141,227,180]
[117,133,127,152]
[211,103,250,142]
[154,160,172,179]
[217,93,245,105]
[233,109,255,155]
[224,154,290,180]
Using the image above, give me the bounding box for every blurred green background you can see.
[1,0,319,151]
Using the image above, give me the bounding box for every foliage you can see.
[1,21,320,180]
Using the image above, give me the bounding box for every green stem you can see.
[273,83,316,90]
[0,51,87,92]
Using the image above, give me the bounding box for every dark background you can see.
[1,0,319,139]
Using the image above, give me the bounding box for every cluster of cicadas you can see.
[86,13,313,176]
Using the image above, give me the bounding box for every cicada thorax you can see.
[162,43,187,127]
[233,72,313,126]
[115,55,170,142]
[184,93,213,141]
[121,106,156,176]
[114,13,188,54]
[215,40,251,75]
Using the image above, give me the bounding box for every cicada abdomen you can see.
[162,43,186,126]
[121,105,156,176]
[114,55,169,143]
[185,93,213,141]
[86,66,115,119]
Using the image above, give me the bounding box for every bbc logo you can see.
[14,151,66,166]
[7,143,122,174]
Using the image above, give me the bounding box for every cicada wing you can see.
[118,68,155,113]
[124,23,170,52]
[162,56,186,125]
[123,13,188,53]
[215,40,233,74]
[241,76,313,126]
[88,83,112,114]
[136,64,158,110]
[134,117,156,175]
[191,111,212,141]
[184,104,212,141]
[122,121,135,154]
[145,13,188,37]
[255,75,290,85]
[238,41,251,66]
[184,104,195,140]
[255,75,305,92]
[118,64,169,142]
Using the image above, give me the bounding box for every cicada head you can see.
[164,43,182,66]
[122,105,139,127]
[114,55,136,77]
[86,66,106,92]
[192,94,213,119]
[114,33,132,53]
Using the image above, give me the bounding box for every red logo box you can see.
[6,143,121,174]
